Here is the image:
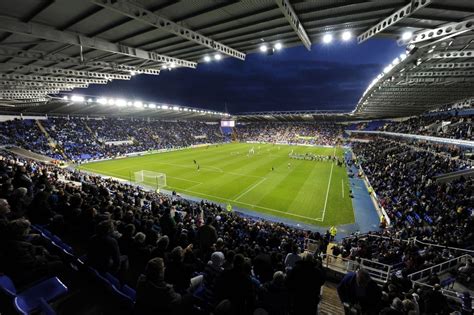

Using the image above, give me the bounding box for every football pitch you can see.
[77,143,354,226]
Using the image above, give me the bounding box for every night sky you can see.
[84,38,405,114]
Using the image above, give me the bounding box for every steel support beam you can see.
[0,73,108,84]
[275,0,311,50]
[0,80,88,89]
[0,46,160,75]
[358,0,432,44]
[0,63,131,80]
[406,70,474,77]
[0,16,196,68]
[430,50,474,59]
[399,19,474,45]
[419,62,474,69]
[91,0,245,61]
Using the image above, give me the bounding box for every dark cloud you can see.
[82,39,405,113]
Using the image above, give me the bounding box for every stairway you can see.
[36,120,68,160]
[319,282,345,315]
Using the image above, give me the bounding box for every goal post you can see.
[134,170,167,189]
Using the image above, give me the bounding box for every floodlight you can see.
[214,54,222,61]
[71,95,85,102]
[162,105,169,110]
[108,99,115,105]
[322,34,333,44]
[341,31,352,41]
[259,44,268,53]
[383,65,393,74]
[204,55,211,62]
[87,98,93,103]
[400,53,407,60]
[170,62,176,69]
[274,42,282,50]
[127,101,132,106]
[149,103,156,109]
[130,70,136,76]
[98,98,107,105]
[116,99,126,107]
[173,106,180,111]
[62,96,68,100]
[401,31,412,41]
[133,101,143,108]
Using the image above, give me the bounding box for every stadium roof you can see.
[0,0,473,119]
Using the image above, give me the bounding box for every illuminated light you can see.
[116,99,126,107]
[341,31,352,41]
[204,55,211,63]
[170,62,176,69]
[62,96,68,100]
[130,70,136,76]
[162,105,169,110]
[184,108,188,112]
[322,34,333,44]
[133,101,143,108]
[274,42,282,50]
[259,44,268,53]
[383,65,393,74]
[87,98,93,103]
[108,99,115,105]
[192,109,197,112]
[392,57,400,66]
[149,103,156,109]
[71,95,85,102]
[127,101,132,106]
[97,98,107,105]
[173,106,180,111]
[214,54,222,61]
[402,31,412,41]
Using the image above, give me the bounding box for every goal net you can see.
[134,170,167,188]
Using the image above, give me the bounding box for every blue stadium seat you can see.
[0,275,68,315]
[104,273,120,288]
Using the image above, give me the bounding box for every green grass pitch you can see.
[77,143,354,227]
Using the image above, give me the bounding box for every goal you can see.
[134,170,167,189]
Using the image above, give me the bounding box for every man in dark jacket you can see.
[135,257,183,315]
[197,216,217,260]
[87,220,128,275]
[286,252,326,314]
[337,269,382,315]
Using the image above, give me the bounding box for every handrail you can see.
[342,233,474,255]
[412,281,474,306]
[322,253,392,283]
[408,254,472,282]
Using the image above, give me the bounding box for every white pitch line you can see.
[342,179,344,198]
[233,177,267,201]
[320,147,336,222]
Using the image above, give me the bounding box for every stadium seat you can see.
[0,275,68,315]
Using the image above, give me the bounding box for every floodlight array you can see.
[61,94,230,117]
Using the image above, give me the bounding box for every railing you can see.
[411,281,474,306]
[322,253,392,283]
[408,254,472,282]
[342,233,474,256]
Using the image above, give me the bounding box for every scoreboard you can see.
[221,120,235,127]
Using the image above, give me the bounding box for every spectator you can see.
[286,252,326,314]
[337,269,382,315]
[135,257,183,315]
[87,220,128,277]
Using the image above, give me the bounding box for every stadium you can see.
[0,1,473,314]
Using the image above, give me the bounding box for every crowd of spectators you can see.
[352,139,473,248]
[236,122,344,146]
[0,117,225,162]
[379,113,473,141]
[0,151,335,314]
